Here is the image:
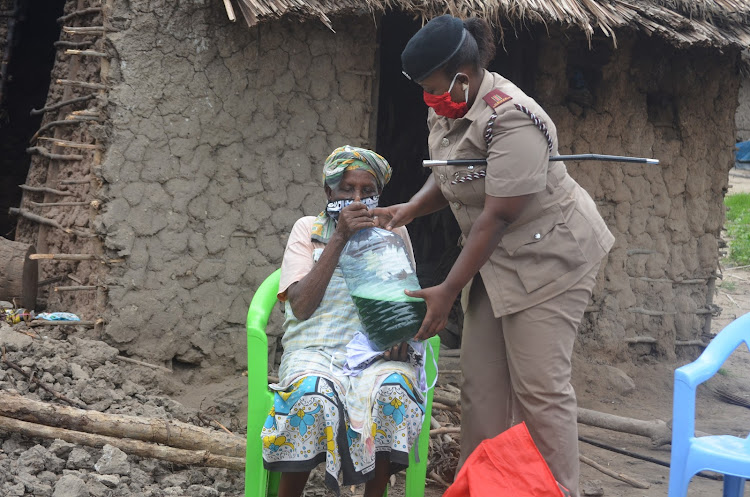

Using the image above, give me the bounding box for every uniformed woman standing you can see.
[374,15,614,497]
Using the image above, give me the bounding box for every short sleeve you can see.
[484,108,550,197]
[278,217,316,301]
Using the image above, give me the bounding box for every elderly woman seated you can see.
[261,146,425,497]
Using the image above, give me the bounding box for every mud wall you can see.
[738,50,750,142]
[98,3,378,378]
[537,32,738,361]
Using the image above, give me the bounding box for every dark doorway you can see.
[0,0,65,239]
[374,14,541,345]
[375,12,462,292]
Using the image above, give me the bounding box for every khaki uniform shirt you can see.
[428,70,615,317]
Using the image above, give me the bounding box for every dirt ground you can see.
[175,170,750,496]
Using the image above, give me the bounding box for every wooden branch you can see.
[627,307,676,316]
[57,7,102,23]
[37,275,68,287]
[0,392,245,458]
[26,146,83,161]
[28,320,97,328]
[579,454,650,489]
[675,340,708,347]
[222,0,236,21]
[29,201,90,208]
[56,79,107,90]
[427,471,451,488]
[54,285,100,292]
[432,402,460,413]
[53,41,93,49]
[0,416,244,471]
[62,26,113,35]
[30,95,95,116]
[429,426,461,436]
[625,336,657,344]
[64,49,107,57]
[30,119,85,142]
[1,357,87,409]
[627,249,657,255]
[58,178,93,184]
[432,394,459,407]
[8,209,94,238]
[31,253,97,261]
[19,184,74,196]
[40,137,101,150]
[577,407,672,446]
[113,355,173,374]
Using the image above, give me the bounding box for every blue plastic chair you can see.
[668,311,750,497]
[245,269,440,497]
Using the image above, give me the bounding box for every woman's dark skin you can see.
[279,169,408,497]
[374,64,531,341]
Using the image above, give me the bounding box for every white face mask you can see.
[326,195,379,220]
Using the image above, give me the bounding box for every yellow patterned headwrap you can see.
[322,145,392,191]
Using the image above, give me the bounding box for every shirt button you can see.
[441,138,450,147]
[452,201,462,210]
[533,233,541,240]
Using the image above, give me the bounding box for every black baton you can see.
[423,154,659,167]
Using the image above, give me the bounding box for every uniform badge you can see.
[482,89,512,109]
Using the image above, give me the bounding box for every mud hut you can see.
[2,0,750,379]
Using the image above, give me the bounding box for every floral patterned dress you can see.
[261,217,425,494]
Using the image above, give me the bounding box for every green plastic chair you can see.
[245,268,440,497]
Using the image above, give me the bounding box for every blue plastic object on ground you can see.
[668,311,750,497]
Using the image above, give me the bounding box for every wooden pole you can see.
[56,79,107,90]
[113,355,172,374]
[28,201,90,208]
[30,95,95,116]
[577,407,672,446]
[62,26,112,35]
[30,253,97,260]
[57,7,102,23]
[0,392,245,458]
[39,137,101,150]
[30,119,85,142]
[579,454,650,489]
[0,238,38,309]
[19,184,74,196]
[26,146,83,161]
[28,320,96,328]
[8,209,94,238]
[65,49,107,57]
[0,416,244,471]
[54,285,100,292]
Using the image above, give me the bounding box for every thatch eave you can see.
[232,0,750,49]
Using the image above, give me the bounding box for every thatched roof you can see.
[233,0,750,48]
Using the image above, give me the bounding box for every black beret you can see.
[401,15,467,82]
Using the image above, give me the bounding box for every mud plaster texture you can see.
[15,1,108,320]
[16,1,741,380]
[537,32,738,363]
[737,50,750,142]
[98,3,378,379]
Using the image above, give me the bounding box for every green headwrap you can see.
[322,145,392,190]
[312,146,393,244]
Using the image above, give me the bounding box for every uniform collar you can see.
[463,69,497,122]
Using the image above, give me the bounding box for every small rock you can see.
[582,479,605,496]
[5,482,25,496]
[94,444,130,476]
[0,325,33,351]
[163,486,187,495]
[49,440,76,458]
[70,364,90,381]
[53,474,90,497]
[83,479,109,497]
[71,338,119,367]
[17,445,48,475]
[92,474,120,488]
[66,448,92,470]
[187,484,219,497]
[603,365,636,396]
[160,473,190,487]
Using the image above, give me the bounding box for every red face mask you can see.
[423,73,469,119]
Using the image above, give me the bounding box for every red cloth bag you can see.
[443,422,570,497]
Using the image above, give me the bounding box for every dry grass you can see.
[233,0,750,48]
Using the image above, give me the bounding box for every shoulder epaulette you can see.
[482,89,512,109]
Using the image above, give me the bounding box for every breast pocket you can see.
[501,207,588,293]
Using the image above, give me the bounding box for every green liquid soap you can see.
[351,296,427,350]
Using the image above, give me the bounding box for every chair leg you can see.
[723,475,746,497]
[267,471,281,497]
[667,471,691,497]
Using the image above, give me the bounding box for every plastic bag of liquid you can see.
[339,227,426,351]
